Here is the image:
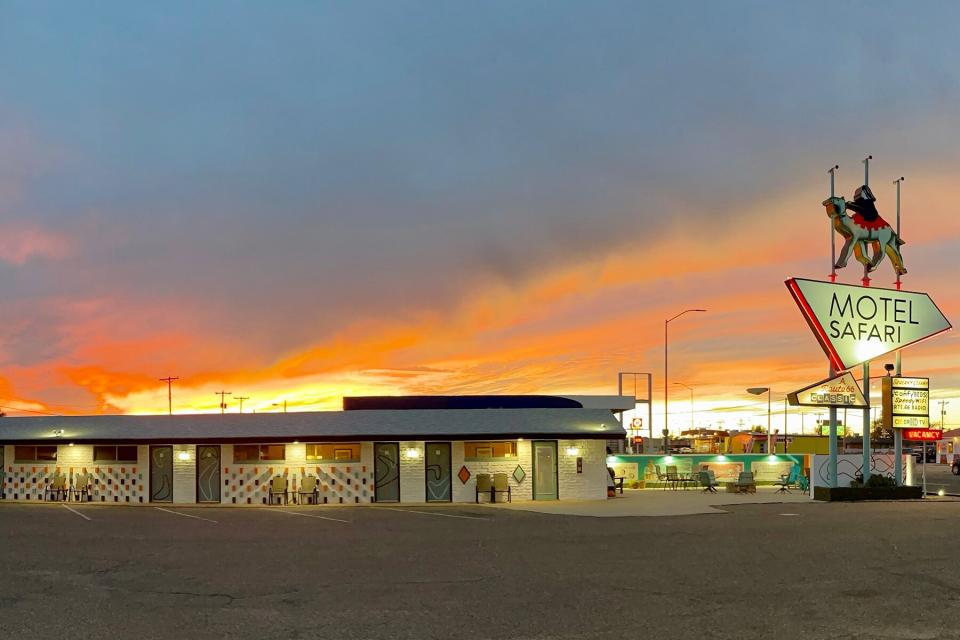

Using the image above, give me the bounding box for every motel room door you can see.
[424,442,452,502]
[532,441,559,501]
[196,445,221,503]
[149,445,174,503]
[374,442,400,503]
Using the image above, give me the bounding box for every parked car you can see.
[914,447,937,463]
[952,459,960,476]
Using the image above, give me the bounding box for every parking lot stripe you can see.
[265,508,350,523]
[154,507,218,523]
[380,507,489,520]
[62,504,92,521]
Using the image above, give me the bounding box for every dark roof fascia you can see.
[2,432,620,446]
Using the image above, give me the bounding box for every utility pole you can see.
[159,376,179,416]
[235,396,250,414]
[216,391,232,414]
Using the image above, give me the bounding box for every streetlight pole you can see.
[665,309,706,452]
[673,382,694,431]
[747,387,772,453]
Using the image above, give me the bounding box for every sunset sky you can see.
[2,2,960,433]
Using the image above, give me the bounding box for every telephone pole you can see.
[235,395,250,413]
[159,376,179,415]
[216,391,232,414]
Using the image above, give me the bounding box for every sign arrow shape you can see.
[786,278,951,371]
[787,371,868,408]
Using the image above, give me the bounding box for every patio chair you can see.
[298,475,319,505]
[797,471,810,493]
[665,465,680,491]
[71,472,90,502]
[492,473,512,503]
[475,473,493,503]
[776,467,800,493]
[268,475,289,505]
[683,470,700,490]
[735,471,756,494]
[45,473,68,501]
[607,467,624,495]
[654,465,669,490]
[699,470,718,493]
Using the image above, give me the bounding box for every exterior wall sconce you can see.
[565,446,580,456]
[405,448,421,460]
[177,450,191,462]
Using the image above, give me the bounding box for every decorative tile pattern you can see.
[3,465,143,503]
[457,465,471,485]
[512,465,526,484]
[222,464,374,504]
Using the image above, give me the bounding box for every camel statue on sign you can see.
[822,194,906,276]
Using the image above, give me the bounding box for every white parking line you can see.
[265,508,350,524]
[154,507,218,524]
[62,504,91,521]
[380,507,489,521]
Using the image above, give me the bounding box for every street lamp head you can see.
[746,387,770,395]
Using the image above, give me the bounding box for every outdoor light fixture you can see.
[405,448,421,460]
[938,488,945,497]
[51,429,64,438]
[664,455,674,462]
[177,450,190,462]
[68,442,74,447]
[565,446,580,456]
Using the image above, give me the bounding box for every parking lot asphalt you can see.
[3,500,960,640]
[917,463,960,495]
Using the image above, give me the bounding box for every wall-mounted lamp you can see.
[405,447,421,460]
[177,450,191,462]
[565,446,580,456]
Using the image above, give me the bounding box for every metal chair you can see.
[71,472,90,502]
[699,470,719,493]
[654,465,669,490]
[475,474,492,503]
[298,475,319,505]
[776,467,800,493]
[492,473,512,503]
[268,475,289,505]
[45,473,68,501]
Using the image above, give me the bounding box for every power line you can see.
[159,376,179,416]
[235,396,250,413]
[215,390,232,414]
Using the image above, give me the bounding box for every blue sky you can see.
[2,1,960,422]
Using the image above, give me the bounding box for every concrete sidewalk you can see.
[485,486,811,517]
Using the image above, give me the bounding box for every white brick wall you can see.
[557,439,607,500]
[453,439,533,503]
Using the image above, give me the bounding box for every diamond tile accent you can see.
[457,465,471,485]
[513,465,526,484]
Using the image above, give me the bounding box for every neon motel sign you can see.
[786,278,951,372]
[788,371,867,408]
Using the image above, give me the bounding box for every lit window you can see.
[233,444,286,463]
[305,443,361,462]
[464,441,518,460]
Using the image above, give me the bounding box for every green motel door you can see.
[533,441,558,500]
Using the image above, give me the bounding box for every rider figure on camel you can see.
[845,185,888,230]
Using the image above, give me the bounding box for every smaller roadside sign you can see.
[788,372,867,408]
[902,428,942,442]
[882,376,930,430]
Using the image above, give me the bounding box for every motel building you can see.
[0,395,630,505]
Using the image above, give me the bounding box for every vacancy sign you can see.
[787,371,867,408]
[785,278,951,372]
[902,429,942,442]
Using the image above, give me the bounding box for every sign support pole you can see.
[828,367,838,488]
[826,166,841,487]
[893,176,905,485]
[861,156,872,482]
